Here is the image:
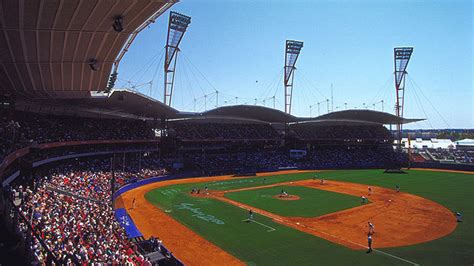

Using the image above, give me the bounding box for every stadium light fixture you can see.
[284,40,303,114]
[393,47,413,147]
[164,11,191,107]
[88,58,98,71]
[113,15,124,32]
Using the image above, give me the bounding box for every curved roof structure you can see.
[0,0,173,98]
[298,109,424,125]
[15,89,179,120]
[200,105,297,123]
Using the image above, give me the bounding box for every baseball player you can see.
[249,209,254,220]
[131,198,136,209]
[455,212,462,222]
[368,221,375,235]
[313,174,318,180]
[361,195,367,204]
[396,184,400,193]
[320,178,325,185]
[367,234,373,253]
[368,186,372,196]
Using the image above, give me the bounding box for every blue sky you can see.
[118,0,472,129]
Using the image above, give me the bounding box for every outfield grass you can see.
[225,185,362,217]
[144,170,474,265]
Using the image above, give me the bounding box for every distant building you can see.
[402,138,455,149]
[455,139,474,150]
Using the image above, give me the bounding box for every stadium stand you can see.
[170,121,279,140]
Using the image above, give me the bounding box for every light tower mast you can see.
[284,40,303,114]
[393,47,413,147]
[164,11,191,106]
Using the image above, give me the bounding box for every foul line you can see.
[216,197,417,265]
[372,249,419,266]
[242,219,276,232]
[299,224,418,265]
[212,186,418,265]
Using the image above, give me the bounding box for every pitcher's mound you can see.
[272,194,300,201]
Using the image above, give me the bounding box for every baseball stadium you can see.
[0,1,472,265]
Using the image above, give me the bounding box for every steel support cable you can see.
[407,77,434,128]
[272,72,284,98]
[181,52,220,93]
[180,53,210,96]
[258,68,284,100]
[407,75,450,128]
[180,60,197,109]
[148,48,166,98]
[297,75,313,115]
[368,74,393,105]
[299,70,328,99]
[134,53,163,87]
[127,47,164,85]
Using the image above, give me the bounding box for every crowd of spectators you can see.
[170,122,280,140]
[42,156,167,202]
[299,146,406,169]
[8,156,168,264]
[12,184,149,264]
[13,111,155,143]
[185,149,295,174]
[184,145,406,173]
[412,148,474,164]
[291,124,392,141]
[1,111,157,163]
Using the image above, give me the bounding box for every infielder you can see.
[368,221,375,235]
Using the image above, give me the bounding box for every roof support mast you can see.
[284,40,303,114]
[393,47,413,148]
[164,11,191,106]
[107,0,176,93]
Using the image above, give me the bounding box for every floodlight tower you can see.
[164,11,191,106]
[393,47,413,147]
[284,40,303,114]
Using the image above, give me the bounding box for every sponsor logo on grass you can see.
[161,189,180,196]
[212,179,256,186]
[176,203,225,225]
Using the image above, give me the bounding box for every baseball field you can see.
[116,169,473,265]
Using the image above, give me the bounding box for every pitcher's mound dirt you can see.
[272,194,300,200]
